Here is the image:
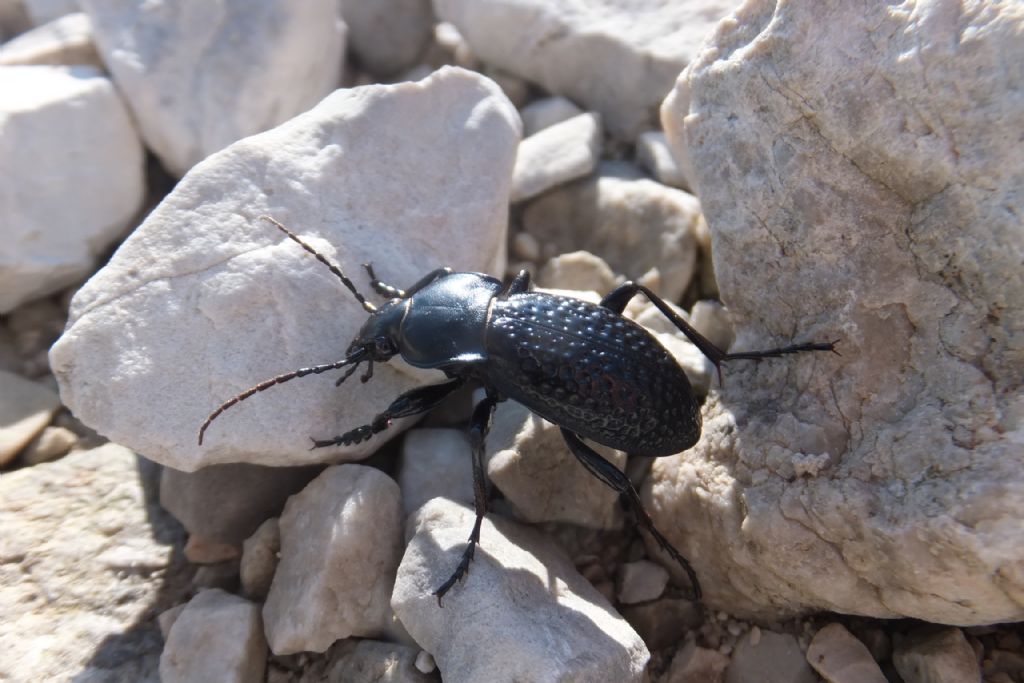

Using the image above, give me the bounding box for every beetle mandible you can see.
[198,216,837,604]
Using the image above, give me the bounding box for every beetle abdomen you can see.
[483,293,701,457]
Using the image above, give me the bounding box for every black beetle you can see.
[199,216,837,603]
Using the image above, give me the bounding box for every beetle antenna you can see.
[198,349,367,446]
[259,215,376,313]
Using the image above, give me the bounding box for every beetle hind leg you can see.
[433,393,498,605]
[560,429,702,601]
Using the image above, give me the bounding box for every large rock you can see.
[80,0,346,176]
[50,67,520,470]
[656,0,1024,624]
[0,444,189,681]
[434,0,740,138]
[0,64,144,312]
[262,465,403,655]
[392,498,649,682]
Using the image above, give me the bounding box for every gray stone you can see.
[0,12,101,67]
[726,630,817,683]
[160,462,320,545]
[656,0,1024,624]
[50,67,520,470]
[80,0,345,176]
[160,589,267,683]
[520,95,583,136]
[619,597,701,652]
[240,517,280,600]
[398,428,474,516]
[263,465,403,654]
[807,623,886,683]
[665,640,729,683]
[616,559,669,605]
[522,162,700,301]
[392,497,649,682]
[435,0,739,137]
[511,111,602,203]
[893,628,981,683]
[341,0,433,76]
[0,369,61,466]
[297,638,437,683]
[636,130,690,190]
[0,444,189,681]
[0,65,144,312]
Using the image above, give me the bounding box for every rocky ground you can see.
[1,1,1021,682]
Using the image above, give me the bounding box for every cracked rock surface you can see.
[655,0,1024,624]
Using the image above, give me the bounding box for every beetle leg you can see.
[502,269,531,296]
[601,281,836,383]
[433,392,499,605]
[560,428,702,601]
[309,378,465,448]
[362,263,406,299]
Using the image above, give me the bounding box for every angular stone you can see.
[807,623,886,683]
[160,589,267,683]
[0,444,189,681]
[536,251,618,293]
[392,498,649,682]
[435,0,738,137]
[298,639,437,683]
[726,630,817,683]
[50,67,520,470]
[656,0,1024,624]
[0,65,144,312]
[80,0,345,176]
[617,559,669,605]
[341,0,433,77]
[665,641,729,683]
[522,162,700,301]
[0,12,101,67]
[510,111,602,202]
[520,95,583,137]
[240,517,280,601]
[19,424,77,465]
[263,465,403,655]
[893,628,981,683]
[636,130,690,190]
[0,369,61,466]
[397,428,474,516]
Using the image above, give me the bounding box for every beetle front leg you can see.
[560,428,702,601]
[310,378,464,448]
[433,392,498,605]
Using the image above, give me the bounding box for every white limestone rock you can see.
[636,130,690,190]
[80,0,346,176]
[0,64,144,313]
[0,444,187,681]
[49,67,519,470]
[398,428,474,516]
[521,161,700,301]
[160,589,267,683]
[0,12,101,67]
[536,250,618,294]
[806,623,887,683]
[893,627,980,683]
[392,497,649,682]
[519,95,583,137]
[341,0,433,77]
[655,0,1024,624]
[511,111,602,203]
[262,465,403,655]
[435,0,739,138]
[616,559,670,605]
[240,517,280,600]
[0,369,61,465]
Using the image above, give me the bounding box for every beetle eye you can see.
[374,338,396,356]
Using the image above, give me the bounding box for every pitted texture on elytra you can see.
[483,293,700,456]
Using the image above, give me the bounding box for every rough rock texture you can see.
[80,0,345,176]
[341,0,433,76]
[893,627,981,683]
[159,462,320,545]
[0,444,189,681]
[519,95,583,136]
[510,111,602,202]
[725,630,817,683]
[487,400,625,529]
[296,638,439,683]
[263,465,403,655]
[655,0,1024,624]
[159,589,267,683]
[50,67,520,470]
[0,369,61,465]
[392,498,649,682]
[522,161,701,301]
[806,623,887,683]
[0,12,102,67]
[434,0,739,137]
[0,64,144,313]
[666,641,729,683]
[240,517,280,600]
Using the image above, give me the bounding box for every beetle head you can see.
[347,298,406,362]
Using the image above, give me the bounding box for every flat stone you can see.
[0,65,144,312]
[19,424,77,465]
[435,0,739,137]
[0,369,61,466]
[0,12,101,67]
[50,67,520,470]
[297,638,437,683]
[263,465,403,654]
[893,628,981,683]
[392,497,649,682]
[80,0,345,176]
[0,444,189,681]
[160,589,267,683]
[511,111,602,202]
[665,640,729,683]
[536,251,618,293]
[617,559,670,605]
[520,95,583,136]
[806,623,887,683]
[522,161,700,301]
[656,0,1024,624]
[726,630,817,683]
